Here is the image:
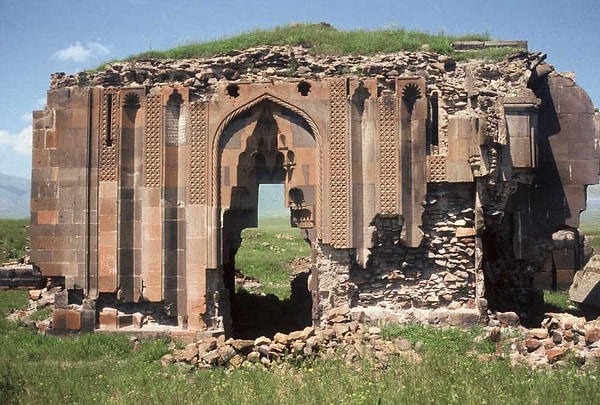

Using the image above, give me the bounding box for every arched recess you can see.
[212,94,322,336]
[211,93,322,207]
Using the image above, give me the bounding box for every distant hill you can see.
[0,173,30,218]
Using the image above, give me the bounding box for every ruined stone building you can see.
[30,43,599,335]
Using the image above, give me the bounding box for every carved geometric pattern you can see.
[100,88,118,182]
[212,93,322,208]
[189,102,208,205]
[378,94,398,214]
[427,155,447,182]
[329,78,348,247]
[145,95,162,187]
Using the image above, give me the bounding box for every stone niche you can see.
[30,47,599,336]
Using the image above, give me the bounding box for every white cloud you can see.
[0,126,32,156]
[52,41,110,63]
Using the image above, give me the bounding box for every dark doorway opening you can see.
[230,184,312,338]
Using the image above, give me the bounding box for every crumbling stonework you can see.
[31,43,599,336]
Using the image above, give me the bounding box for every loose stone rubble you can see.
[8,290,600,370]
[509,312,600,368]
[163,322,419,370]
[0,256,44,289]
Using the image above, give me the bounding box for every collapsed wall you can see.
[31,44,599,335]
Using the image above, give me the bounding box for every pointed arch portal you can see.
[216,99,319,337]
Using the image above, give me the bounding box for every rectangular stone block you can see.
[556,269,576,290]
[570,265,600,307]
[98,309,118,330]
[54,290,69,309]
[52,308,68,330]
[65,309,81,330]
[455,227,476,238]
[52,308,81,331]
[118,314,133,329]
[80,309,96,332]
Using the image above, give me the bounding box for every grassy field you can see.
[1,214,599,403]
[1,289,599,404]
[235,215,310,299]
[94,23,520,71]
[0,218,28,264]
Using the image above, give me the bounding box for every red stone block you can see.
[52,308,81,331]
[556,269,576,290]
[52,308,68,330]
[98,308,117,330]
[65,309,81,331]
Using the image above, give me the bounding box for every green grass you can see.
[543,290,572,312]
[235,215,310,299]
[380,323,496,355]
[0,218,29,264]
[0,289,598,404]
[29,305,52,322]
[93,23,518,71]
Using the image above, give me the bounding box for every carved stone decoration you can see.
[401,82,423,114]
[100,88,119,182]
[329,78,349,247]
[189,102,208,205]
[378,93,398,214]
[165,90,184,147]
[30,52,600,334]
[144,95,162,187]
[123,92,141,109]
[427,155,447,183]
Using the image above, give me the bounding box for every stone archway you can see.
[216,98,320,337]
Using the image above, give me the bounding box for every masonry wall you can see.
[32,47,600,333]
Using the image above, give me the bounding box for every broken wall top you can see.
[50,46,542,106]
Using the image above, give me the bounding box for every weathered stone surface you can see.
[231,339,254,353]
[254,336,271,346]
[525,337,543,352]
[496,312,520,327]
[180,343,199,362]
[218,346,236,363]
[569,257,600,307]
[546,347,568,363]
[585,327,600,345]
[448,309,480,326]
[31,41,599,335]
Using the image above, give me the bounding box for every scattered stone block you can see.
[254,336,271,346]
[448,308,480,326]
[570,259,600,308]
[547,347,568,363]
[529,328,549,339]
[525,338,543,352]
[585,327,600,345]
[29,289,43,301]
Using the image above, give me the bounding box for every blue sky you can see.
[0,0,598,179]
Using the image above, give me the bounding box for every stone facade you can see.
[30,45,599,335]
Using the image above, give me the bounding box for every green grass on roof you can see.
[123,23,494,61]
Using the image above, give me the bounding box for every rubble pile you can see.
[510,312,600,367]
[162,306,420,370]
